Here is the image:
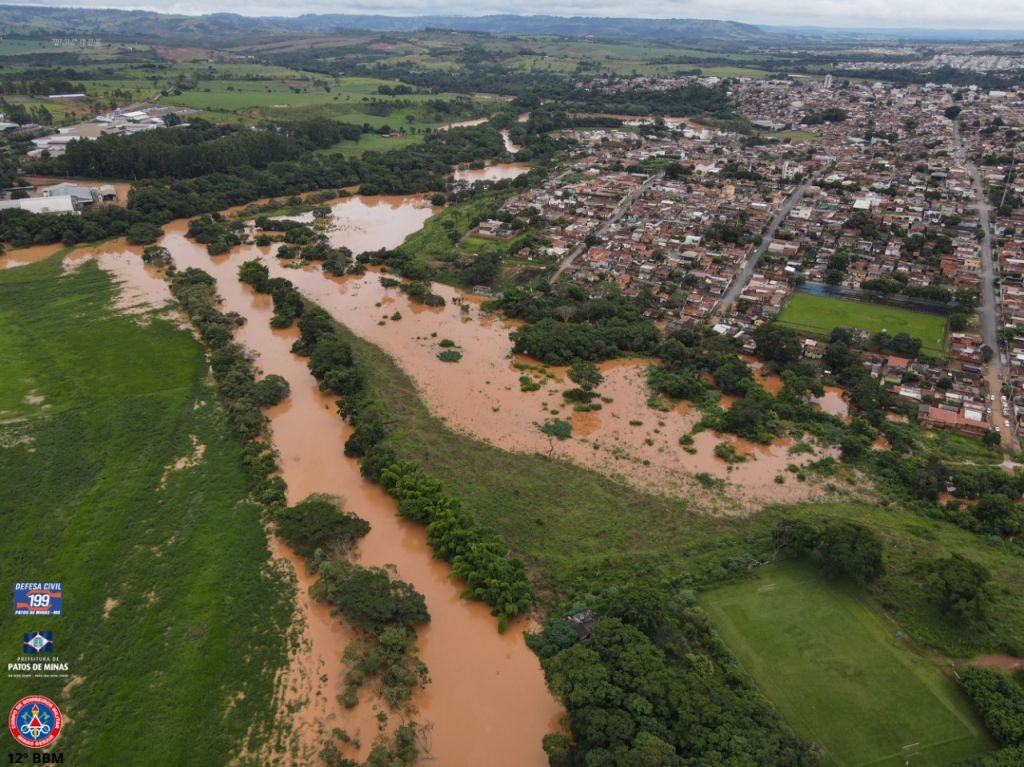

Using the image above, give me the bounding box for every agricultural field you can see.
[701,560,994,767]
[777,291,949,356]
[0,254,292,764]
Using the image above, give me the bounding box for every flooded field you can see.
[240,195,837,509]
[0,242,66,269]
[453,162,531,182]
[274,194,438,253]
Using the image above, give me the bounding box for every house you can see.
[917,404,989,438]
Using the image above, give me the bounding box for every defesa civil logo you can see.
[13,583,63,616]
[8,695,63,749]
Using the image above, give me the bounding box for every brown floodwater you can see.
[275,194,438,254]
[156,218,561,764]
[813,386,850,421]
[501,129,523,154]
[741,356,784,395]
[250,206,834,510]
[453,163,531,183]
[0,242,66,270]
[441,117,490,129]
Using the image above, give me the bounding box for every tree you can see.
[944,105,962,120]
[817,520,884,584]
[928,553,990,619]
[126,222,163,245]
[973,493,1023,536]
[753,324,801,366]
[568,359,604,392]
[275,494,369,557]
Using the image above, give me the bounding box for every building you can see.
[0,195,78,215]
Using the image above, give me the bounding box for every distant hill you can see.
[0,6,782,47]
[284,14,780,45]
[0,5,1022,46]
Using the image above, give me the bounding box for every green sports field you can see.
[700,560,993,767]
[777,292,948,356]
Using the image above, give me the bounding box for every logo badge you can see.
[8,695,63,749]
[13,583,62,616]
[22,631,53,654]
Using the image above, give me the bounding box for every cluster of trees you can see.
[275,494,370,559]
[169,267,290,440]
[312,556,431,709]
[379,462,533,628]
[927,553,992,620]
[187,213,244,255]
[648,324,834,444]
[493,284,661,364]
[166,266,288,516]
[49,121,304,179]
[773,518,885,585]
[237,260,305,327]
[961,668,1024,766]
[803,107,848,124]
[0,97,52,125]
[529,585,817,767]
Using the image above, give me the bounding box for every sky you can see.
[5,0,1024,30]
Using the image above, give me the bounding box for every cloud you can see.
[3,0,1024,29]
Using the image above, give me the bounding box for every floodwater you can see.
[441,117,490,129]
[742,356,784,395]
[274,194,438,254]
[155,217,562,765]
[813,386,850,420]
[453,162,531,183]
[254,215,834,509]
[501,129,522,154]
[0,242,66,269]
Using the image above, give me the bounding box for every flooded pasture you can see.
[244,196,837,508]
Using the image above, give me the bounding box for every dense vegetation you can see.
[492,283,662,363]
[961,668,1024,766]
[529,587,817,767]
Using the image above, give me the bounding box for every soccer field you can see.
[777,292,949,356]
[700,561,993,767]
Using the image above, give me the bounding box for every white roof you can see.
[0,195,77,214]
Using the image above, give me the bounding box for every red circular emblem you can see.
[8,695,62,749]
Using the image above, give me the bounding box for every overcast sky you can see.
[6,0,1024,30]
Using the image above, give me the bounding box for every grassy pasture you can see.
[0,255,292,764]
[701,560,993,766]
[777,291,949,356]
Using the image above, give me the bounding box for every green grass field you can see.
[778,292,949,356]
[701,560,994,767]
[0,255,293,764]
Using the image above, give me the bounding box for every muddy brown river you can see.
[156,217,563,764]
[41,211,561,763]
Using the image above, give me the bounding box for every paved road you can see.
[715,181,811,315]
[957,124,1014,448]
[551,172,662,282]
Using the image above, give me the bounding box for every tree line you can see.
[238,270,535,628]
